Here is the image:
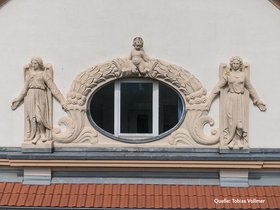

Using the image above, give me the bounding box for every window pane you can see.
[121,83,153,133]
[159,83,183,134]
[89,82,114,134]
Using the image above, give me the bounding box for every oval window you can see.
[87,79,184,143]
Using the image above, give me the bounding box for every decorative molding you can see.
[0,159,273,169]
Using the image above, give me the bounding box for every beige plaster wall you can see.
[0,0,279,147]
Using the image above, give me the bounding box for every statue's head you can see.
[230,56,243,71]
[133,37,144,50]
[31,57,44,70]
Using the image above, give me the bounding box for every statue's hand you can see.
[257,101,267,112]
[11,98,21,110]
[61,100,68,111]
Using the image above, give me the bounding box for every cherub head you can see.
[133,37,144,50]
[31,57,44,71]
[230,56,243,71]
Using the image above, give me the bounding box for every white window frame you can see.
[114,80,159,139]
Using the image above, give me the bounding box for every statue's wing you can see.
[24,64,31,81]
[219,63,229,79]
[44,63,54,81]
[244,62,250,78]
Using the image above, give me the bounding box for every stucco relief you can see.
[11,57,66,148]
[208,56,266,150]
[12,39,266,151]
[53,38,219,147]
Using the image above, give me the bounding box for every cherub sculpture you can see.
[207,56,266,149]
[129,37,150,75]
[11,57,67,144]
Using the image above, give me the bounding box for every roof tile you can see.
[44,184,55,195]
[171,195,180,208]
[16,193,28,206]
[154,195,162,208]
[112,184,120,196]
[78,184,88,195]
[25,194,36,206]
[87,184,96,195]
[178,185,186,196]
[12,183,22,194]
[58,194,70,207]
[128,195,137,208]
[120,184,129,195]
[136,195,145,208]
[53,184,63,195]
[41,194,52,207]
[0,183,6,193]
[145,184,154,196]
[271,186,280,196]
[76,195,87,207]
[85,195,94,208]
[119,195,129,208]
[154,184,162,196]
[162,185,171,196]
[0,193,11,206]
[104,184,112,195]
[137,184,145,196]
[50,194,61,207]
[102,195,112,208]
[111,195,120,208]
[28,185,38,194]
[68,194,78,207]
[70,184,79,195]
[33,194,44,206]
[163,195,171,208]
[94,195,103,207]
[36,185,47,195]
[190,196,199,209]
[95,184,104,195]
[145,194,154,208]
[62,184,71,195]
[8,193,19,206]
[129,184,137,196]
[4,183,14,194]
[1,183,280,209]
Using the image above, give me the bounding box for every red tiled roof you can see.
[0,183,280,209]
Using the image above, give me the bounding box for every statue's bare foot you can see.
[31,134,40,144]
[41,137,49,143]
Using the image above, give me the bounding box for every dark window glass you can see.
[159,83,183,134]
[87,80,184,142]
[89,82,114,133]
[120,83,153,133]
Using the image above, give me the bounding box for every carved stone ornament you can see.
[11,57,67,150]
[11,39,267,152]
[207,56,267,150]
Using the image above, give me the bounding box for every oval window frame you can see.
[86,78,186,144]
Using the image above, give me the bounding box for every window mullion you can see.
[114,81,121,136]
[153,81,159,136]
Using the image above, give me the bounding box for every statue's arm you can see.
[245,76,267,111]
[11,81,29,110]
[207,76,227,110]
[44,75,67,109]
